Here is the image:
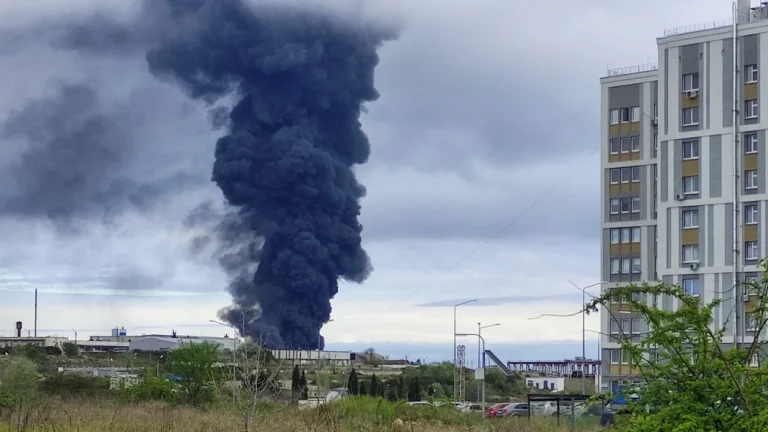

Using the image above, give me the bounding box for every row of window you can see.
[609,349,632,365]
[609,227,641,244]
[609,197,640,215]
[682,66,758,91]
[609,257,642,275]
[679,171,757,196]
[679,134,758,160]
[609,107,641,125]
[681,242,759,263]
[609,166,640,184]
[610,318,643,336]
[680,102,756,125]
[609,136,640,154]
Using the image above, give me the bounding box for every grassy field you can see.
[0,397,604,432]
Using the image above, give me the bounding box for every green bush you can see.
[123,376,177,403]
[42,374,109,396]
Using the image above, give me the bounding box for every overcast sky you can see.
[0,0,735,361]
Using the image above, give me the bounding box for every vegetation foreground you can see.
[0,396,598,432]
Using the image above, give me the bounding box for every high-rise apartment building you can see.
[599,0,768,392]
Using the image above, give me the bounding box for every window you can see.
[631,197,640,213]
[745,133,758,154]
[610,198,620,214]
[683,176,699,194]
[610,138,620,154]
[682,209,699,228]
[632,227,641,243]
[621,318,630,334]
[610,258,620,275]
[621,167,631,183]
[632,257,641,274]
[610,168,620,184]
[621,197,631,214]
[621,349,630,365]
[746,204,759,225]
[621,137,631,153]
[653,103,658,119]
[745,170,758,190]
[631,106,640,122]
[747,312,758,331]
[746,100,759,119]
[683,73,699,91]
[631,136,640,152]
[683,107,699,126]
[610,319,619,334]
[751,353,760,368]
[682,140,699,159]
[610,349,620,364]
[746,64,759,83]
[682,244,700,263]
[653,134,658,154]
[631,319,642,335]
[621,258,631,274]
[683,278,700,296]
[620,108,630,123]
[621,228,631,243]
[746,241,760,261]
[610,228,620,244]
[631,166,640,182]
[610,109,619,125]
[745,275,760,296]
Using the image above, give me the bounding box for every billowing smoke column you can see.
[143,0,395,348]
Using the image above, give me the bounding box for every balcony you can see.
[604,63,658,78]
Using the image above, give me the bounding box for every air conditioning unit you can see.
[689,262,700,271]
[685,90,699,99]
[743,294,750,302]
[675,193,686,201]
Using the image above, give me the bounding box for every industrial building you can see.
[600,0,768,392]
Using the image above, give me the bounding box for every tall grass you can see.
[0,396,602,432]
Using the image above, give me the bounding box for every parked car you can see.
[486,403,511,418]
[406,401,431,406]
[498,403,529,417]
[532,401,557,416]
[459,403,485,414]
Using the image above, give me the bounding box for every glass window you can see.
[632,227,641,243]
[610,228,620,244]
[683,107,699,126]
[631,197,640,213]
[621,168,631,183]
[621,318,630,334]
[631,136,640,152]
[682,245,700,263]
[632,257,641,273]
[620,108,630,123]
[746,64,759,83]
[621,228,631,243]
[610,168,620,184]
[746,204,759,225]
[610,349,620,364]
[610,138,620,154]
[746,241,760,260]
[610,198,620,214]
[631,166,640,182]
[621,137,631,153]
[746,100,759,119]
[631,106,640,122]
[631,319,642,335]
[683,278,700,296]
[610,319,619,334]
[621,349,630,364]
[683,176,699,194]
[621,198,631,213]
[610,109,619,125]
[610,258,620,275]
[682,140,699,159]
[683,73,699,91]
[682,209,699,228]
[745,133,758,154]
[745,170,758,190]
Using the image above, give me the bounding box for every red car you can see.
[487,403,511,418]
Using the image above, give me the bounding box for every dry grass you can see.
[0,397,603,432]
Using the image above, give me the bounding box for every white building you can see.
[269,349,352,366]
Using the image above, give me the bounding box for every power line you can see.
[383,145,601,311]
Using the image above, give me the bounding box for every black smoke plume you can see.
[30,0,395,348]
[142,0,394,349]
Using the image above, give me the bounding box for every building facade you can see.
[600,0,768,392]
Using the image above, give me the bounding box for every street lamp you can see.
[456,332,486,417]
[453,299,477,400]
[477,323,500,403]
[72,329,77,344]
[569,281,607,395]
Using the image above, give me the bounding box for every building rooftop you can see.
[603,63,658,79]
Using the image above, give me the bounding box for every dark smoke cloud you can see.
[0,81,201,227]
[43,0,396,348]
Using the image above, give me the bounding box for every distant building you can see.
[128,335,236,352]
[269,349,352,366]
[0,336,68,349]
[525,377,566,392]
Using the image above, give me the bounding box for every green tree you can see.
[359,380,369,396]
[291,365,301,399]
[347,368,359,395]
[583,261,768,431]
[370,374,379,397]
[62,342,79,358]
[0,357,40,429]
[407,376,421,401]
[168,341,219,406]
[299,370,308,400]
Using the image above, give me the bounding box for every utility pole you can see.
[453,299,476,400]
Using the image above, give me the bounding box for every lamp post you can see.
[72,329,77,344]
[456,332,486,417]
[569,281,606,395]
[453,299,477,400]
[477,323,499,404]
